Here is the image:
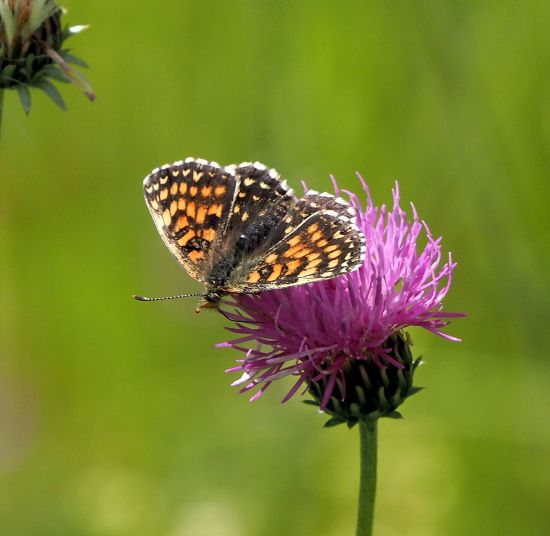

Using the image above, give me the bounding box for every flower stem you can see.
[0,89,4,145]
[356,420,377,536]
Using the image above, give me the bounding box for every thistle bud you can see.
[0,0,94,114]
[306,331,423,427]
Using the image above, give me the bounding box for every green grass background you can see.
[1,1,549,534]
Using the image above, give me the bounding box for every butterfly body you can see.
[143,158,366,310]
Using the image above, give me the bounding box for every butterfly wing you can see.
[143,158,365,293]
[219,162,295,255]
[225,193,366,292]
[143,158,237,282]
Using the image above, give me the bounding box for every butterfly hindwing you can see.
[226,193,366,292]
[143,158,236,282]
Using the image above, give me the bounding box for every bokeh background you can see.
[1,1,549,535]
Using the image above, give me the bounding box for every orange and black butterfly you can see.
[140,158,366,310]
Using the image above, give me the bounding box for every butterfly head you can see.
[195,289,223,313]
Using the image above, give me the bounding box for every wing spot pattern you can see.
[284,244,303,257]
[208,204,223,217]
[187,201,196,220]
[299,268,318,277]
[285,260,302,275]
[196,206,207,224]
[294,248,312,259]
[203,228,216,242]
[311,230,323,242]
[266,264,283,281]
[304,258,323,270]
[178,230,194,246]
[188,250,204,261]
[215,185,227,197]
[177,215,188,229]
[247,271,261,283]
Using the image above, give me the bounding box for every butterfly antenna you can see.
[133,293,203,302]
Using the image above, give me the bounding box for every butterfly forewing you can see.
[143,159,236,282]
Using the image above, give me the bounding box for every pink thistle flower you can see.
[218,176,464,425]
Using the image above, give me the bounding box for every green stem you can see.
[356,420,378,536]
[0,89,4,145]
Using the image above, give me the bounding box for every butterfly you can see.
[139,157,366,311]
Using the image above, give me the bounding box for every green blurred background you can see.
[1,1,549,534]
